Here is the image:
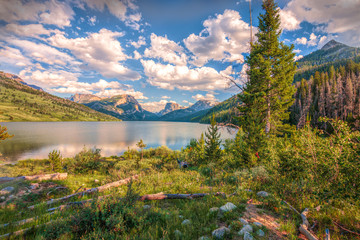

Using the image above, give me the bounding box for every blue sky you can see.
[0,0,359,112]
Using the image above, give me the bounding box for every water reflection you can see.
[0,121,234,162]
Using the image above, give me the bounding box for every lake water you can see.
[0,121,235,162]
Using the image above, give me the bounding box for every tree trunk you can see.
[0,173,67,183]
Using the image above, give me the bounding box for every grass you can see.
[0,146,359,239]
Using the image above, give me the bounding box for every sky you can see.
[0,0,359,112]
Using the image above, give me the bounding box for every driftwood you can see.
[0,173,68,183]
[299,209,319,240]
[29,175,139,209]
[283,201,318,240]
[139,192,226,201]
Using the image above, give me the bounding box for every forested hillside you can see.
[0,72,118,122]
[291,60,360,129]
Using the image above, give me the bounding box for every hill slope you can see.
[84,95,158,121]
[0,72,118,122]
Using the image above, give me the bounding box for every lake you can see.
[0,121,235,162]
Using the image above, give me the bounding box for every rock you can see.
[212,227,230,239]
[94,179,100,183]
[0,196,5,200]
[181,219,191,226]
[198,236,210,240]
[257,229,265,237]
[30,183,39,190]
[209,207,219,213]
[174,230,182,238]
[178,215,184,219]
[240,218,248,225]
[8,195,14,199]
[0,186,14,195]
[219,202,237,212]
[143,205,151,210]
[244,232,254,240]
[253,222,262,227]
[238,224,253,235]
[257,191,269,197]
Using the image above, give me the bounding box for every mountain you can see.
[297,40,360,67]
[84,95,158,121]
[69,93,102,104]
[160,100,216,121]
[1,72,43,91]
[191,95,241,124]
[0,72,118,122]
[157,102,184,116]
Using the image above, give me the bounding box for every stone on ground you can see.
[212,227,230,239]
[143,205,151,210]
[253,221,263,227]
[219,202,237,212]
[209,207,219,213]
[239,218,248,225]
[244,232,254,240]
[0,186,14,195]
[181,219,191,225]
[257,229,265,237]
[257,191,269,197]
[238,224,253,235]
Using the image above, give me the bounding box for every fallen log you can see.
[283,201,318,240]
[29,175,139,209]
[139,192,225,201]
[0,173,68,183]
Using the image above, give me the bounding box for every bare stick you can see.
[333,221,360,237]
[0,173,67,183]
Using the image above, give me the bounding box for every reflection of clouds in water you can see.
[1,122,235,162]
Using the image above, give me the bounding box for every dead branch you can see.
[28,175,139,209]
[0,173,67,183]
[333,221,360,237]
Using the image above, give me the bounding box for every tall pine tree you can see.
[204,115,222,163]
[239,0,296,139]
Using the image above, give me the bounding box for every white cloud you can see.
[133,50,141,60]
[294,55,303,61]
[144,33,187,66]
[318,36,328,46]
[184,9,251,67]
[192,93,217,102]
[4,24,54,38]
[161,96,171,99]
[308,33,317,46]
[0,46,32,67]
[48,29,141,80]
[141,99,176,112]
[131,36,146,48]
[279,9,301,31]
[0,0,74,28]
[141,59,229,91]
[293,49,302,54]
[88,16,97,26]
[295,37,307,45]
[281,0,360,46]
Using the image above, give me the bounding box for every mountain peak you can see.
[189,100,217,112]
[69,93,102,104]
[158,102,184,115]
[321,40,347,51]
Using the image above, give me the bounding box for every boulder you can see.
[257,229,265,237]
[143,205,151,210]
[219,202,237,212]
[238,224,253,235]
[212,227,230,239]
[253,222,262,227]
[174,230,182,238]
[209,207,219,213]
[240,218,248,225]
[244,232,254,240]
[257,191,269,197]
[181,219,191,226]
[0,186,14,195]
[198,236,210,240]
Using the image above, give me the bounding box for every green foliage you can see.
[184,133,205,165]
[136,139,147,161]
[204,115,222,163]
[0,125,13,142]
[239,0,296,138]
[48,150,62,172]
[68,147,101,174]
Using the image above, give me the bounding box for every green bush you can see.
[68,147,101,174]
[48,149,62,172]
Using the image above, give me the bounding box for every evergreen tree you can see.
[204,115,222,163]
[136,139,146,160]
[239,0,296,138]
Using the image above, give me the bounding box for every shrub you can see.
[48,150,62,172]
[70,147,101,174]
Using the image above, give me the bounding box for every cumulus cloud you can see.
[161,96,171,99]
[294,55,303,61]
[184,9,251,67]
[0,0,74,28]
[192,93,217,102]
[141,60,229,91]
[295,33,322,47]
[0,46,32,67]
[144,33,187,66]
[3,24,54,38]
[133,50,141,60]
[295,37,307,45]
[141,99,177,112]
[48,29,141,80]
[131,36,146,48]
[279,9,301,31]
[280,0,360,46]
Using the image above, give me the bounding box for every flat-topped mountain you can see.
[84,94,157,121]
[160,100,217,121]
[157,102,184,116]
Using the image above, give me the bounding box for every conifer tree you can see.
[239,0,296,137]
[204,115,222,163]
